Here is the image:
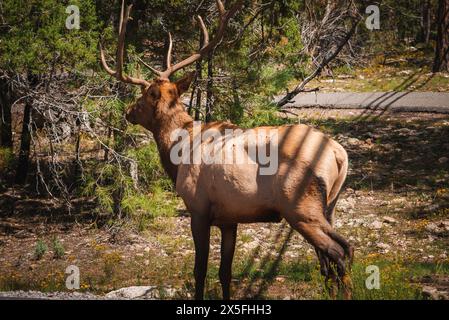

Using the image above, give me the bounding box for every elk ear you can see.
[175,72,195,95]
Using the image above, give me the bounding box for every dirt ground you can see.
[1,110,448,300]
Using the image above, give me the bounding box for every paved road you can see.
[277,92,449,114]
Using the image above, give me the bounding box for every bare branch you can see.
[277,17,361,108]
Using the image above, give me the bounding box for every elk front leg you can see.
[219,224,237,300]
[191,216,211,300]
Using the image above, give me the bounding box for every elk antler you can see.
[99,0,150,87]
[142,0,244,80]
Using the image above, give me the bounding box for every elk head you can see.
[99,0,243,132]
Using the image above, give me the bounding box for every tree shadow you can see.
[0,185,103,226]
[233,125,335,298]
[235,222,294,299]
[353,69,435,121]
[232,68,448,297]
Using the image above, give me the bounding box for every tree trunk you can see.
[420,0,431,44]
[103,112,112,162]
[230,78,243,123]
[111,83,128,219]
[72,115,82,190]
[188,78,197,116]
[194,66,202,121]
[194,32,203,121]
[0,78,13,148]
[433,0,449,72]
[15,73,39,185]
[205,50,214,123]
[15,102,32,184]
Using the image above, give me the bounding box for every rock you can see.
[347,138,360,145]
[426,221,449,236]
[377,243,391,250]
[275,276,285,283]
[422,286,449,300]
[106,286,156,299]
[370,221,383,230]
[243,241,259,251]
[422,286,439,300]
[355,190,364,197]
[425,222,439,233]
[441,292,449,300]
[439,221,449,231]
[382,216,397,224]
[0,291,102,300]
[438,157,448,164]
[105,286,178,300]
[396,128,415,136]
[337,197,356,212]
[348,218,364,227]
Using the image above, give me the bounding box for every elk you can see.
[100,0,353,300]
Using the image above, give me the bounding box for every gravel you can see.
[0,290,104,300]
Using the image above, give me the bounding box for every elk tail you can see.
[325,146,349,225]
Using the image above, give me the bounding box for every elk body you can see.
[101,0,353,300]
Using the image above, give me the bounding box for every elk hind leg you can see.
[321,202,354,297]
[315,248,338,298]
[287,210,352,298]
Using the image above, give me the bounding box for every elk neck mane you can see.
[148,94,242,185]
[149,96,193,184]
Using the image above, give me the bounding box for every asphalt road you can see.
[277,92,449,114]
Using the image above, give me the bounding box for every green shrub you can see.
[126,142,172,191]
[34,239,48,260]
[0,147,14,172]
[82,138,179,228]
[52,237,65,259]
[238,105,295,128]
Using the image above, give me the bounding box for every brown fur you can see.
[126,74,353,299]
